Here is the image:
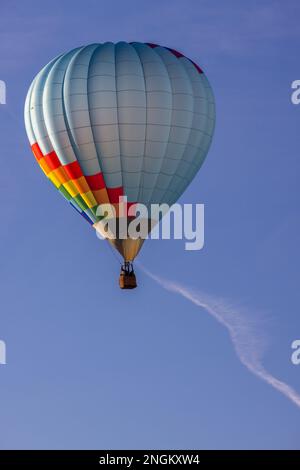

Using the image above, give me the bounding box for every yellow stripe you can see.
[48,171,61,188]
[37,159,99,206]
[63,180,79,198]
[81,190,97,208]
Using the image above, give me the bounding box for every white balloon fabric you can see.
[25,42,215,212]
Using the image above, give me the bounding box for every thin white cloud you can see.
[141,266,300,409]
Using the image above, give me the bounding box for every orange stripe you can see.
[51,166,70,184]
[93,188,110,205]
[39,157,51,175]
[31,143,44,161]
[72,176,90,194]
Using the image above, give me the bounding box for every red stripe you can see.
[85,173,105,191]
[44,151,61,171]
[167,47,184,58]
[64,161,83,180]
[147,44,203,74]
[31,142,44,161]
[107,187,124,204]
[148,44,184,58]
[190,59,203,74]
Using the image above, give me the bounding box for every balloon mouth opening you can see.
[93,217,156,262]
[93,216,155,238]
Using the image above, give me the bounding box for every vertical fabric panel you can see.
[167,57,215,205]
[131,42,172,208]
[24,79,37,145]
[115,42,146,202]
[43,48,83,166]
[87,42,123,191]
[63,44,102,176]
[29,57,62,155]
[146,46,194,205]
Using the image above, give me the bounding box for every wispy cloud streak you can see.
[142,266,300,409]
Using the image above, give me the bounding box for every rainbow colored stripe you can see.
[31,142,126,224]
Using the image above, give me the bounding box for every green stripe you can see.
[74,194,88,212]
[58,185,72,200]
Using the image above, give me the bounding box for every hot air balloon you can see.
[24,42,215,289]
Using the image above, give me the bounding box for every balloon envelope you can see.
[24,42,215,260]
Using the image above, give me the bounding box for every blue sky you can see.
[0,0,300,449]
